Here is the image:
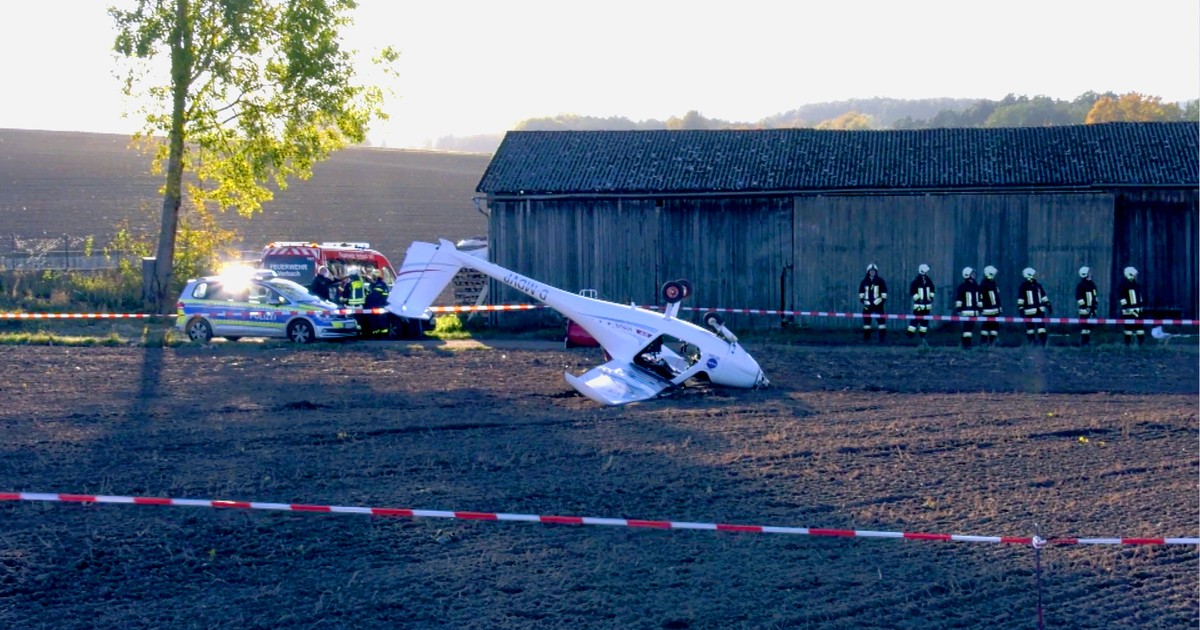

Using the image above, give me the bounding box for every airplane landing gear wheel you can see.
[662,281,685,304]
[703,311,724,330]
[676,279,692,300]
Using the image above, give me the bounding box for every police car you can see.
[175,269,358,343]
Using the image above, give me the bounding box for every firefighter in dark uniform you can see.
[858,263,888,343]
[1017,267,1052,346]
[343,267,368,334]
[1075,266,1099,346]
[308,266,337,302]
[954,267,982,348]
[344,268,367,307]
[1116,266,1145,346]
[363,269,391,337]
[906,264,934,343]
[979,265,1002,347]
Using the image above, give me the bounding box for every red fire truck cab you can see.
[258,242,396,287]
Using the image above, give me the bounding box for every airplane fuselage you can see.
[387,238,768,403]
[460,251,767,390]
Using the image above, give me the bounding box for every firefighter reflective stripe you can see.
[347,279,366,306]
[1019,284,1050,309]
[1081,289,1095,307]
[860,280,886,304]
[956,281,980,312]
[1126,288,1139,307]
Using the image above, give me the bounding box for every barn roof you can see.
[476,122,1199,196]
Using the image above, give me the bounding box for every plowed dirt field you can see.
[1,340,1196,629]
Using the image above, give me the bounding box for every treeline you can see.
[429,92,1200,152]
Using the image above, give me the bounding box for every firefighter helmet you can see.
[1124,266,1138,280]
[1022,267,1036,280]
[918,264,930,275]
[866,263,878,274]
[983,265,997,279]
[1079,266,1091,279]
[962,267,974,279]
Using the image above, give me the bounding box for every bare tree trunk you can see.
[149,0,192,321]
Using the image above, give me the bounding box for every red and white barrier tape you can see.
[1,305,1195,327]
[0,305,536,320]
[3,492,1196,547]
[0,312,156,319]
[678,306,1198,327]
[430,304,540,313]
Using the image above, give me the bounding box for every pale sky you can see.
[1,0,1197,149]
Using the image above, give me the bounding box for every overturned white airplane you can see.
[387,239,769,405]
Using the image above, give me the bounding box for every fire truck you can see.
[258,241,395,287]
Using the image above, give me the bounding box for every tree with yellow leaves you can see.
[816,111,874,130]
[111,0,397,314]
[1084,92,1183,123]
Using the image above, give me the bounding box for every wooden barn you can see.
[474,123,1199,330]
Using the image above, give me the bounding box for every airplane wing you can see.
[563,359,672,406]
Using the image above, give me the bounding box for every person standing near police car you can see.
[308,266,337,303]
[954,267,982,348]
[364,269,391,337]
[1017,268,1052,346]
[979,265,1002,347]
[341,267,368,333]
[343,268,366,308]
[858,263,888,343]
[1075,266,1099,346]
[906,264,935,343]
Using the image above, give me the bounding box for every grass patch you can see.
[0,330,128,347]
[0,321,189,348]
[423,313,563,342]
[0,269,145,314]
[424,313,473,340]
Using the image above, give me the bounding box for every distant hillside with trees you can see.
[430,92,1199,153]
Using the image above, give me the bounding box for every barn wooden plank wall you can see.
[486,190,1194,330]
[487,197,790,329]
[793,193,1116,329]
[1114,189,1197,319]
[656,197,792,331]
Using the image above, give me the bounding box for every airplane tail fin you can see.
[386,240,463,320]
